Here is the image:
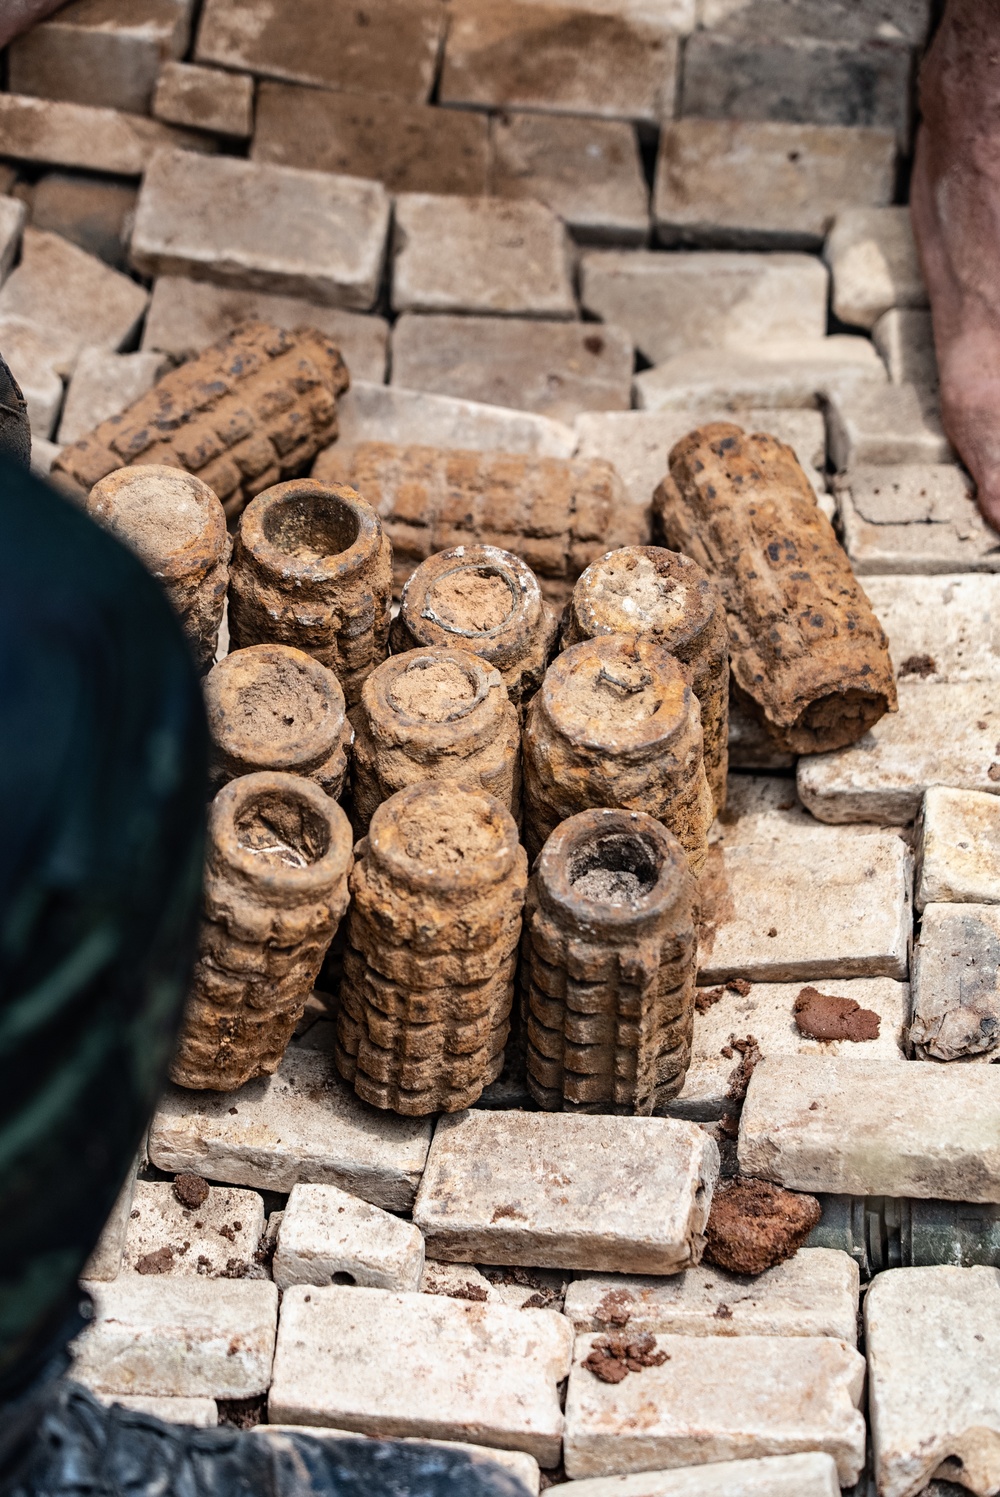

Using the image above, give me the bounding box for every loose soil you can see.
[899,653,937,678]
[594,1288,634,1327]
[572,867,647,904]
[136,1246,174,1275]
[584,1332,668,1383]
[793,986,881,1042]
[704,1177,822,1275]
[398,793,502,872]
[174,1173,210,1209]
[390,657,478,721]
[426,568,515,633]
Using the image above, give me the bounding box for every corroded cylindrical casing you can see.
[55,321,349,521]
[335,781,528,1114]
[170,772,353,1091]
[390,544,558,713]
[562,547,729,813]
[657,423,897,754]
[228,479,393,706]
[522,635,713,872]
[204,644,352,798]
[314,441,642,606]
[351,648,520,832]
[522,808,697,1114]
[86,464,230,671]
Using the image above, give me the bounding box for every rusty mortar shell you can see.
[227,478,393,707]
[351,647,520,834]
[658,422,897,754]
[521,808,697,1114]
[562,546,730,813]
[170,770,353,1091]
[204,644,352,799]
[522,634,713,872]
[389,544,559,714]
[335,780,527,1114]
[86,463,230,672]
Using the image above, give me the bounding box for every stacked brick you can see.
[53,321,350,518]
[561,546,730,812]
[521,808,697,1114]
[170,772,354,1092]
[314,442,639,604]
[351,648,520,833]
[335,782,528,1115]
[228,478,393,707]
[522,635,714,872]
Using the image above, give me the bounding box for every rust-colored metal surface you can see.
[522,808,697,1114]
[657,423,897,755]
[390,543,558,713]
[335,781,528,1115]
[314,440,637,604]
[54,320,349,520]
[351,647,520,833]
[171,772,353,1091]
[228,477,393,707]
[522,635,713,873]
[562,546,729,812]
[204,644,351,798]
[86,463,230,672]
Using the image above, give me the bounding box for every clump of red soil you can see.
[704,1177,822,1275]
[583,1332,668,1383]
[593,1288,634,1327]
[173,1173,210,1209]
[899,654,936,678]
[696,986,725,1012]
[793,986,880,1042]
[136,1246,174,1275]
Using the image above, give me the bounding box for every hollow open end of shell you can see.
[261,486,362,567]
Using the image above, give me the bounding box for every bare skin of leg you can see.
[912,0,1000,532]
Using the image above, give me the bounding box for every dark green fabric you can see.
[5,1383,532,1496]
[0,459,207,1398]
[0,351,31,470]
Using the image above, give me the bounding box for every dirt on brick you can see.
[135,1245,174,1275]
[723,1033,763,1102]
[793,985,881,1042]
[704,1177,822,1275]
[584,1332,668,1383]
[594,1288,634,1327]
[899,653,936,678]
[173,1173,210,1209]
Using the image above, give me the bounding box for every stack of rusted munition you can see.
[70,329,899,1123]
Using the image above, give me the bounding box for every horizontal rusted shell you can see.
[315,440,641,605]
[228,477,393,706]
[54,321,348,521]
[657,422,897,754]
